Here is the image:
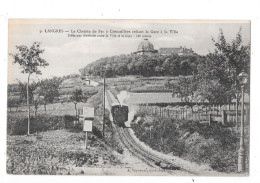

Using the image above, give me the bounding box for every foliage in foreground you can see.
[7,130,120,175]
[131,110,246,172]
[6,90,122,175]
[166,29,250,106]
[7,114,78,135]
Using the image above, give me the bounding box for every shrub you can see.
[131,109,241,172]
[7,114,78,135]
[92,126,103,139]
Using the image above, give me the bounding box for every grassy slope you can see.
[6,88,122,175]
[104,75,178,94]
[7,130,121,175]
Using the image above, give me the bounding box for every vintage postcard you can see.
[7,19,250,176]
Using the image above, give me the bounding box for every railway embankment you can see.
[126,127,222,175]
[130,110,248,174]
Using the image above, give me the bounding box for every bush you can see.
[7,144,99,174]
[92,126,103,139]
[7,114,78,135]
[131,110,241,172]
[184,131,238,172]
[184,133,221,162]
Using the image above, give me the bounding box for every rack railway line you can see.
[116,126,198,175]
[106,89,199,175]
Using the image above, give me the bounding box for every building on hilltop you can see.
[159,46,194,56]
[81,75,99,87]
[133,39,195,56]
[133,39,158,55]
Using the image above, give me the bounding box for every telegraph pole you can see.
[103,68,106,139]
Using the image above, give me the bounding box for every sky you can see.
[8,19,250,84]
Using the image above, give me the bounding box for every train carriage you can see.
[111,104,129,127]
[106,90,129,127]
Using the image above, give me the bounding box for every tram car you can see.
[111,104,129,127]
[106,90,129,127]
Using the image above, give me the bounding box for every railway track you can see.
[106,89,199,175]
[116,126,199,175]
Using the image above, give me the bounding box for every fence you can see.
[138,103,250,126]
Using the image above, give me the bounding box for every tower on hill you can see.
[133,39,158,55]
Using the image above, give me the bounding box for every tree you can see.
[18,81,32,104]
[210,28,250,101]
[162,56,180,76]
[11,42,49,135]
[18,81,41,116]
[155,65,164,76]
[79,52,199,77]
[196,56,229,105]
[198,79,228,105]
[39,77,62,111]
[180,60,192,76]
[134,58,144,75]
[167,75,198,110]
[32,92,43,116]
[7,96,22,112]
[70,89,88,117]
[7,97,16,112]
[7,84,22,111]
[142,57,157,77]
[197,28,250,127]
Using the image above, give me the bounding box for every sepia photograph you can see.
[7,19,250,176]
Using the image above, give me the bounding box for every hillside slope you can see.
[80,53,201,78]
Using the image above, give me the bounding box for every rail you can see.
[116,126,199,175]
